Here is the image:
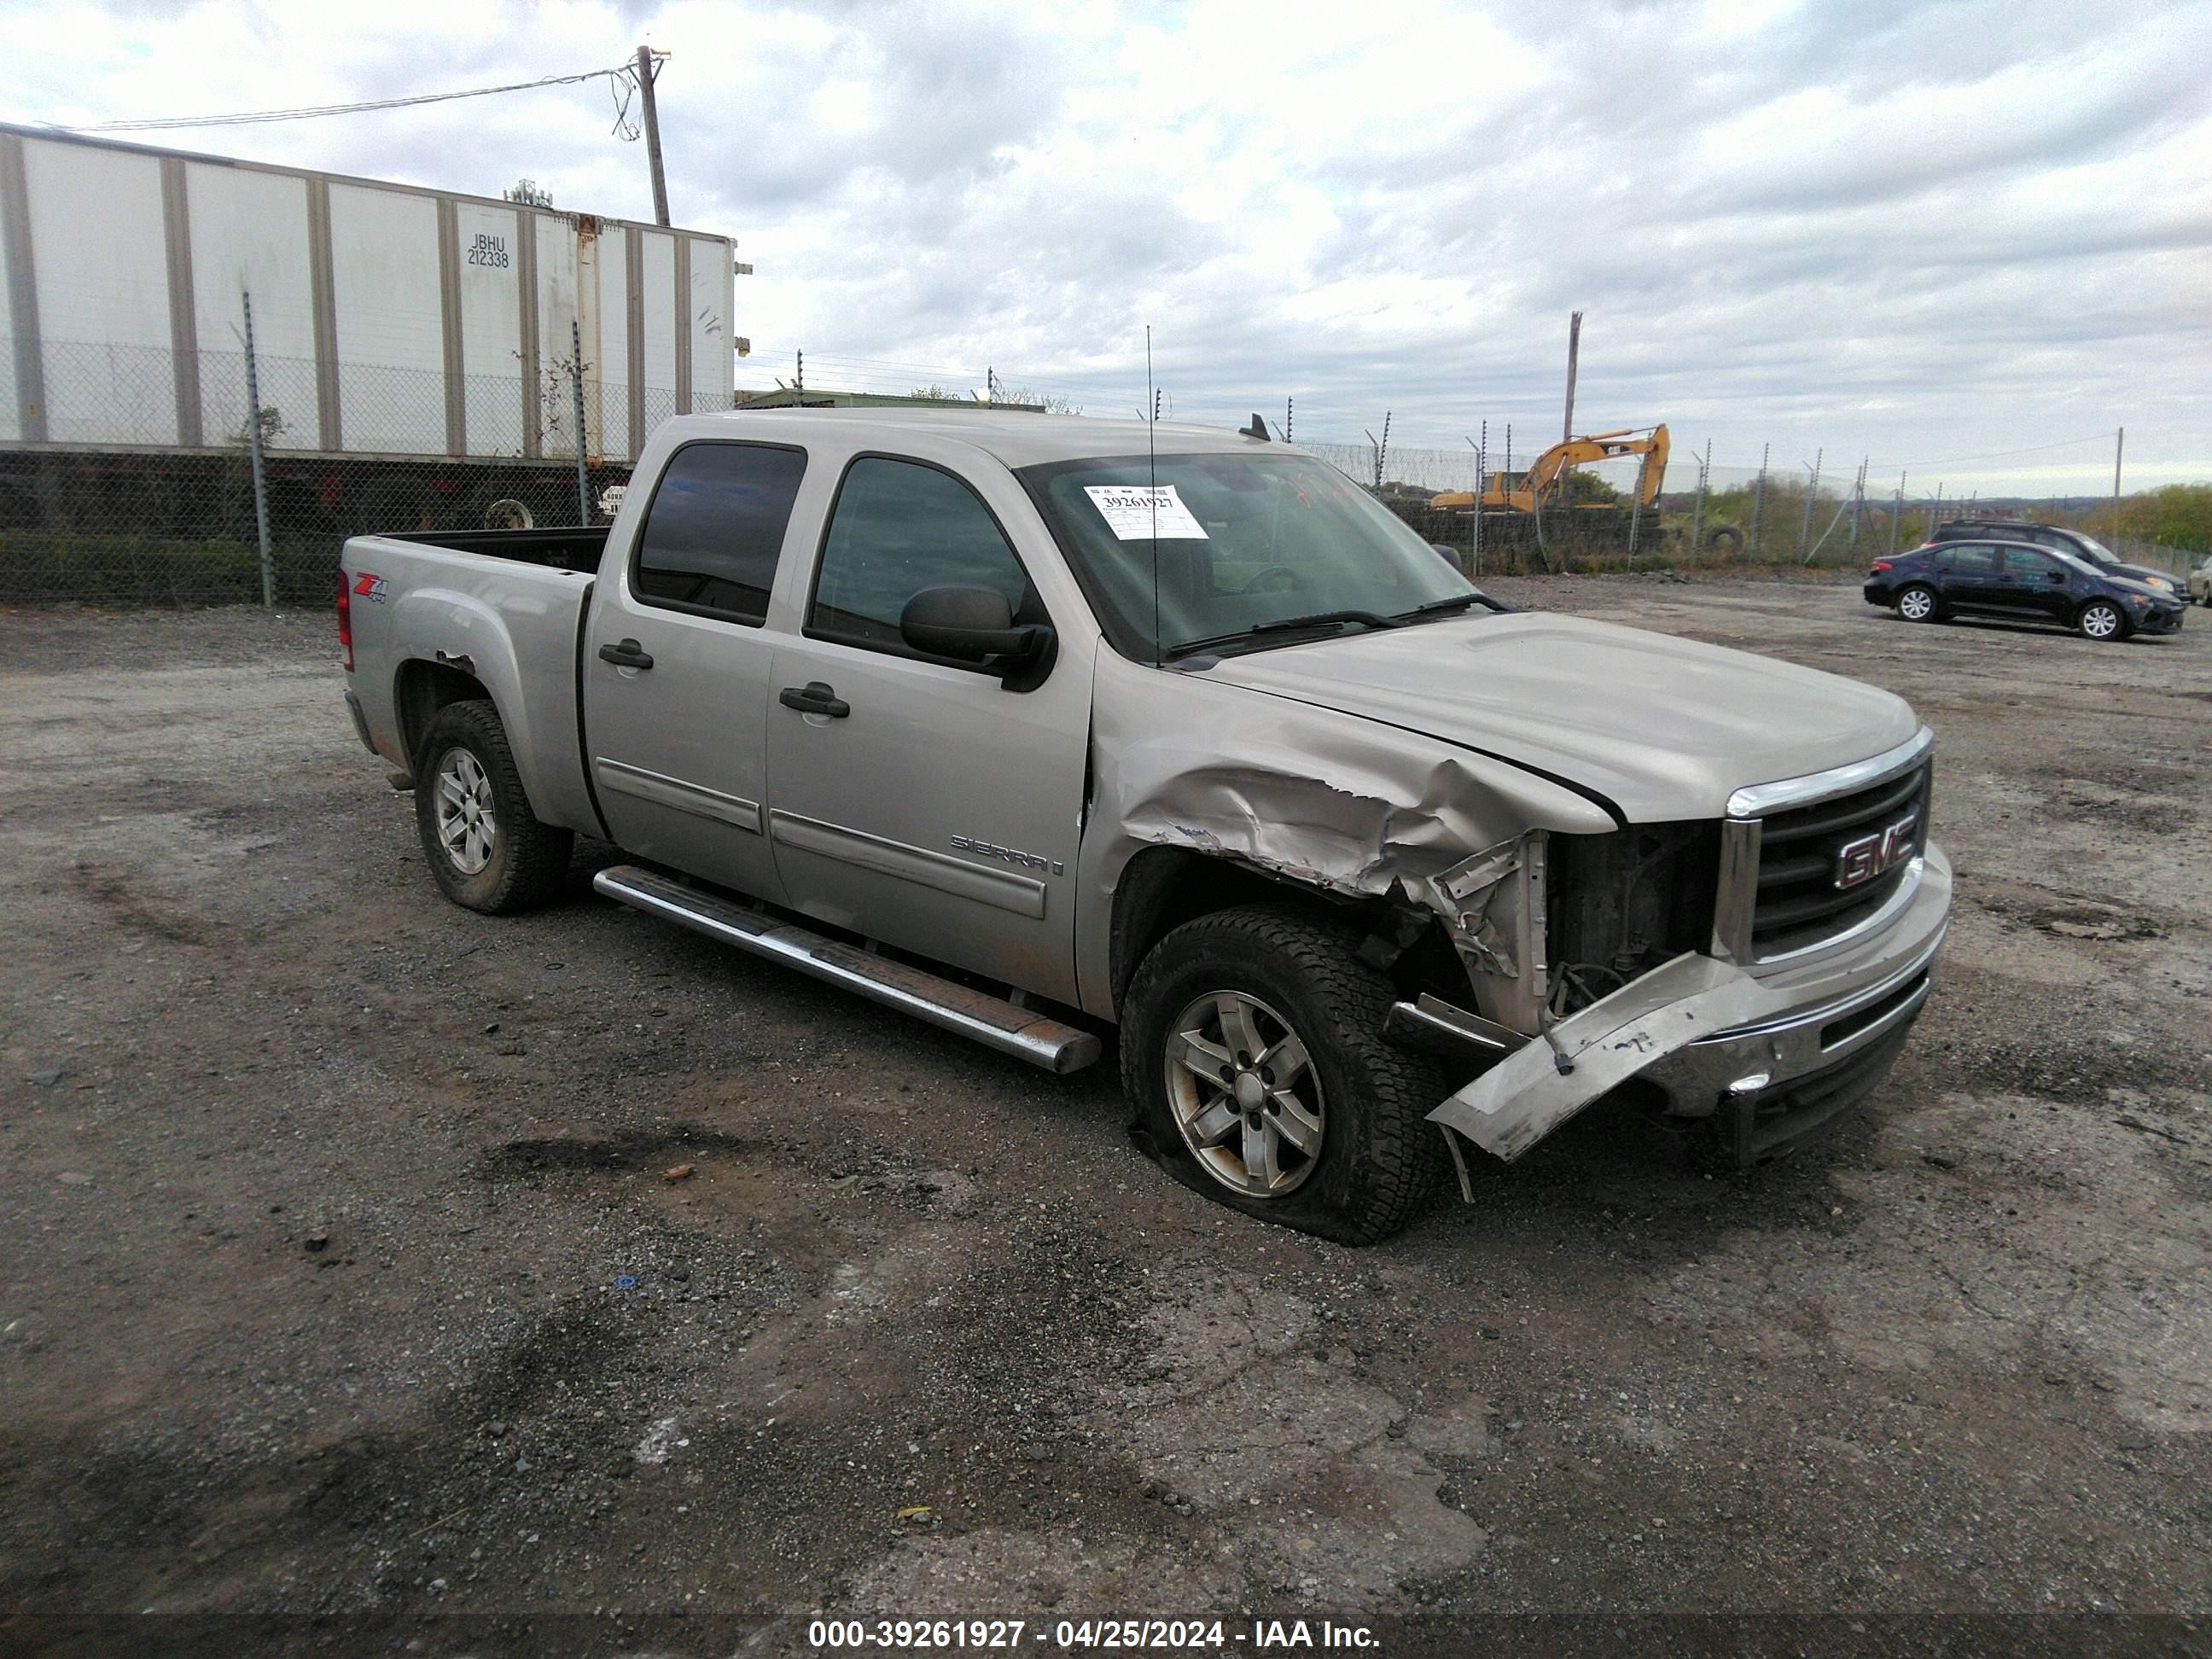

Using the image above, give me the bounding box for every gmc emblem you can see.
[1834,812,1919,890]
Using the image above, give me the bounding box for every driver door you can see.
[762,454,1093,1004]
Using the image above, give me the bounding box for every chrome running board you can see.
[592,864,1102,1075]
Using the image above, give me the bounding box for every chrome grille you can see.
[1749,760,1932,957]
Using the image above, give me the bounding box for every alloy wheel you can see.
[434,747,498,875]
[1164,990,1325,1198]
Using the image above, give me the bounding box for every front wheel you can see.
[1120,905,1447,1244]
[1895,584,1939,623]
[2075,600,2126,641]
[412,701,573,913]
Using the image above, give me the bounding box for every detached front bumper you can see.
[1425,844,1951,1176]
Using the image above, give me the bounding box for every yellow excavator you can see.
[1429,424,1669,516]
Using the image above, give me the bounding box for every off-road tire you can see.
[412,700,573,914]
[2075,600,2126,642]
[1895,584,1939,623]
[1121,904,1447,1245]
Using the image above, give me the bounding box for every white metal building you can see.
[0,125,738,464]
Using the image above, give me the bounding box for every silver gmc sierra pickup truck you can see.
[340,410,1951,1243]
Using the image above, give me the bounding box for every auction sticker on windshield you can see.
[1083,484,1208,540]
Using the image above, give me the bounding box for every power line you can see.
[1869,431,2119,470]
[45,63,637,133]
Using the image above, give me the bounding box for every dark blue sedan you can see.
[1865,538,2186,642]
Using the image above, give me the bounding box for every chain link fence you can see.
[0,334,747,608]
[4,346,2203,602]
[1307,434,2203,581]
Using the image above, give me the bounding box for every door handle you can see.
[778,681,850,719]
[598,638,655,670]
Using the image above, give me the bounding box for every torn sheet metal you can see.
[1426,835,1529,981]
[1076,650,1618,1017]
[1429,952,1771,1161]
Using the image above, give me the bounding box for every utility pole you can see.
[1562,311,1581,442]
[2112,426,2124,544]
[1890,472,1905,555]
[1284,397,1292,442]
[635,46,670,227]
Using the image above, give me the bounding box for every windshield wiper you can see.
[1162,609,1400,661]
[1394,593,1487,620]
[1394,590,1516,620]
[1249,608,1400,635]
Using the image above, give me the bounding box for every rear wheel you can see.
[1895,584,1938,623]
[1121,905,1447,1244]
[2075,600,2126,641]
[412,701,573,913]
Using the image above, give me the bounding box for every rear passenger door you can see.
[1936,543,1999,613]
[583,440,808,904]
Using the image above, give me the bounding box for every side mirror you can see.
[899,585,1052,676]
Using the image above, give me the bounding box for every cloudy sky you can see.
[12,0,2212,494]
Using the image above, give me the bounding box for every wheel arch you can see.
[393,656,495,772]
[1106,844,1456,1017]
[2075,595,2128,637]
[1896,579,1939,613]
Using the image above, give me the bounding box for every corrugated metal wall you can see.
[0,127,737,463]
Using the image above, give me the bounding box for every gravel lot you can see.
[2,579,2207,1652]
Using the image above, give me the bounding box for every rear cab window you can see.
[632,442,808,625]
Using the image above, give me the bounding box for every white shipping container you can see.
[0,125,740,465]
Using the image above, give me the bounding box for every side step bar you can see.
[592,864,1103,1075]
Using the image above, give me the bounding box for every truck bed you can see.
[380,527,610,573]
[341,530,602,839]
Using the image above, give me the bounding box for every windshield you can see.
[2072,534,2117,564]
[1017,451,1477,660]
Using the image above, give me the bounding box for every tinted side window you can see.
[633,443,807,623]
[810,457,1034,655]
[1924,547,1955,571]
[2005,548,2060,575]
[1947,544,1996,573]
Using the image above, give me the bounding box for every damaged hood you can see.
[1203,613,1919,823]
